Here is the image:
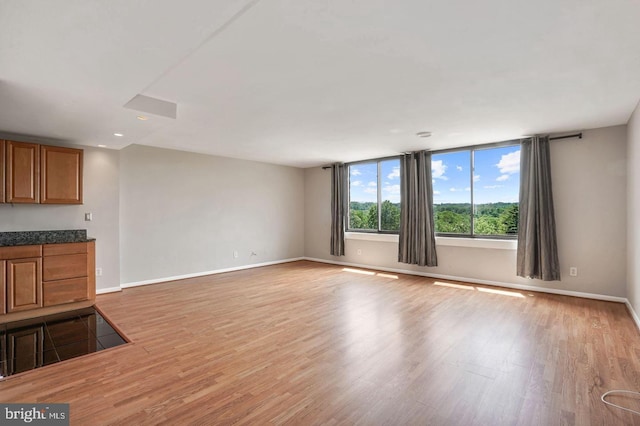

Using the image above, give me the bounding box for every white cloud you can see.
[383,184,400,193]
[432,160,448,180]
[367,181,377,187]
[351,168,361,176]
[496,174,510,182]
[434,190,441,195]
[456,165,463,171]
[364,187,377,195]
[496,150,521,174]
[473,174,480,182]
[450,187,457,192]
[483,185,504,189]
[351,180,363,187]
[465,187,471,191]
[388,167,400,180]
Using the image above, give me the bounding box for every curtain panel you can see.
[330,163,346,256]
[398,151,438,267]
[517,136,561,280]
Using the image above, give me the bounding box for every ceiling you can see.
[1,0,639,168]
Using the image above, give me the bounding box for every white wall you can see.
[305,125,628,298]
[0,145,120,292]
[627,103,640,312]
[119,144,305,284]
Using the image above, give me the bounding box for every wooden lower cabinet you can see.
[1,261,5,315]
[6,258,42,313]
[1,139,5,203]
[1,241,95,318]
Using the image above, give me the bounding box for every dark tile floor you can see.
[0,307,127,379]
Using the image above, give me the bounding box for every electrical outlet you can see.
[569,267,578,277]
[233,250,238,259]
[250,250,257,256]
[96,267,103,276]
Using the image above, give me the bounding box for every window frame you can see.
[346,155,401,234]
[344,139,521,239]
[432,139,521,240]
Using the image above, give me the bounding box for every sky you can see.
[432,146,520,204]
[349,145,520,205]
[349,159,400,203]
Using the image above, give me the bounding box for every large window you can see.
[348,158,401,232]
[431,143,521,238]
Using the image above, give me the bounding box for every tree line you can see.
[349,202,518,235]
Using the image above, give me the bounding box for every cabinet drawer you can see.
[43,278,88,306]
[0,245,42,260]
[43,253,87,281]
[43,242,87,256]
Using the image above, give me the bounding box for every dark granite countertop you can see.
[0,230,95,247]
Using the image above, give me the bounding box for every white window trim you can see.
[345,232,517,250]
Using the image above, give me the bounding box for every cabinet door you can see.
[1,140,5,203]
[6,141,39,203]
[6,258,42,313]
[8,326,43,375]
[1,261,5,315]
[40,145,83,204]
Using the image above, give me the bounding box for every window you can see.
[431,143,521,238]
[348,158,401,232]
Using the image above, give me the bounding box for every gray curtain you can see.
[330,163,346,256]
[398,151,438,267]
[517,136,561,280]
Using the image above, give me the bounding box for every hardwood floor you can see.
[2,260,640,425]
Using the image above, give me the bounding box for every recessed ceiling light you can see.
[98,144,107,148]
[113,133,124,137]
[416,131,432,138]
[137,115,148,121]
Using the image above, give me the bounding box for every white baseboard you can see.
[303,257,628,304]
[96,286,122,294]
[626,301,640,332]
[120,257,305,289]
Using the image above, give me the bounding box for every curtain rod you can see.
[321,132,583,169]
[549,132,582,141]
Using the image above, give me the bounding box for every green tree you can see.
[381,200,400,231]
[366,204,379,229]
[474,215,500,235]
[498,204,519,234]
[435,210,471,233]
[349,210,367,229]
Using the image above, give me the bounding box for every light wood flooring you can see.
[2,260,640,425]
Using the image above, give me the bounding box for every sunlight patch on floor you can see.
[342,268,398,279]
[434,281,527,298]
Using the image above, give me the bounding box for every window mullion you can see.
[377,160,382,232]
[470,150,474,237]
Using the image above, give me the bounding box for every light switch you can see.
[85,212,92,221]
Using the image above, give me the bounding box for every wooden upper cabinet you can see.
[1,140,5,203]
[40,145,83,204]
[6,141,39,203]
